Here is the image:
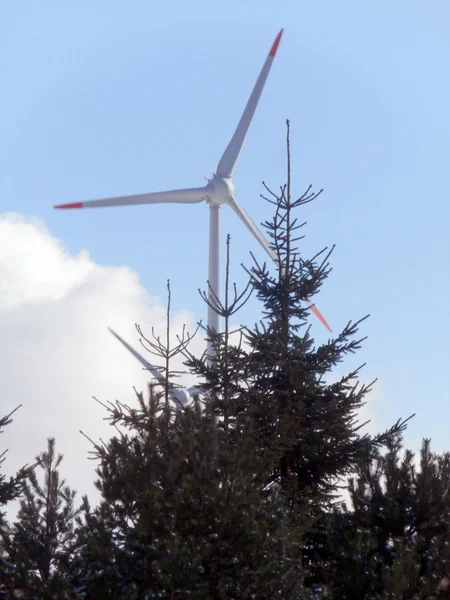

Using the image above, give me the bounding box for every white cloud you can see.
[0,214,203,513]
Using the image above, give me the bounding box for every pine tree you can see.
[0,405,35,598]
[1,437,85,597]
[0,406,33,520]
[185,121,410,593]
[323,436,450,599]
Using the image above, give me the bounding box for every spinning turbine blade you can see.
[109,328,166,385]
[215,29,284,177]
[108,328,194,406]
[227,199,332,332]
[227,197,277,262]
[54,187,208,210]
[307,301,332,332]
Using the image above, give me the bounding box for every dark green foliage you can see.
[0,406,35,598]
[0,407,33,521]
[74,387,308,598]
[320,437,450,599]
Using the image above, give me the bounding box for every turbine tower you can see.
[55,30,331,361]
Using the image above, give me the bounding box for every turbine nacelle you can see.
[206,175,235,207]
[171,387,196,407]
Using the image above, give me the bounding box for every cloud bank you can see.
[0,213,202,511]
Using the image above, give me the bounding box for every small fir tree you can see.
[323,436,450,599]
[0,406,33,520]
[0,406,35,598]
[1,437,85,597]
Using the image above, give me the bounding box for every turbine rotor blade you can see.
[109,328,166,385]
[307,301,332,333]
[54,186,208,210]
[215,29,283,178]
[227,197,278,263]
[227,199,332,332]
[109,328,193,406]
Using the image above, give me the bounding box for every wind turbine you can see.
[109,327,199,407]
[55,29,331,359]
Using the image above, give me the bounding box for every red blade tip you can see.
[269,28,284,57]
[310,305,332,333]
[54,202,83,209]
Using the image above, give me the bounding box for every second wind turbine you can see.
[55,29,331,359]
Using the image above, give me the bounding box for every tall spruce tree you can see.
[186,121,410,593]
[1,437,85,598]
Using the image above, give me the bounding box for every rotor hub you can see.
[206,175,235,206]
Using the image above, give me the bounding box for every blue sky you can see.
[1,0,449,476]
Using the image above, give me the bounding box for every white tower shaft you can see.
[207,204,221,361]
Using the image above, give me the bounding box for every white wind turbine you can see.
[55,29,331,360]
